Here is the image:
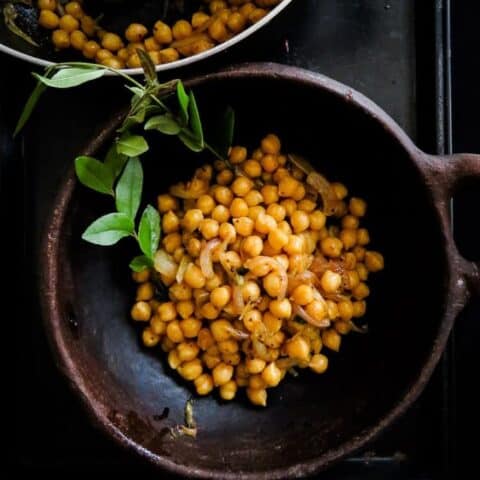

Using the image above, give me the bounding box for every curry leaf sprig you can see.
[15,52,235,271]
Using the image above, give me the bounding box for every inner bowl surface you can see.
[43,66,450,478]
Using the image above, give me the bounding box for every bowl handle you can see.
[422,152,480,298]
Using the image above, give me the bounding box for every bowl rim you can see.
[39,62,466,479]
[0,0,292,75]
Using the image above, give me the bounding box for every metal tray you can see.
[3,0,455,476]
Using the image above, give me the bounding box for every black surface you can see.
[2,0,474,477]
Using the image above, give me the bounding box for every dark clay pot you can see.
[40,63,480,479]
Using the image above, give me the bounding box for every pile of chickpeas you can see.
[36,0,282,69]
[130,134,384,406]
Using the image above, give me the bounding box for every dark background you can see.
[2,0,478,477]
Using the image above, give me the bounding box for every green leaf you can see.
[116,134,149,157]
[115,157,143,220]
[82,212,134,246]
[144,114,181,135]
[75,156,114,195]
[129,255,153,272]
[33,67,105,89]
[178,131,203,152]
[176,81,189,124]
[188,91,204,147]
[138,205,161,259]
[14,80,46,137]
[126,86,145,98]
[104,145,128,179]
[137,49,157,85]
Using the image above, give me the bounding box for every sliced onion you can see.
[292,304,330,328]
[287,270,319,294]
[199,238,221,278]
[349,320,369,334]
[226,326,250,340]
[154,249,178,277]
[277,265,288,300]
[244,256,287,299]
[232,284,245,315]
[176,257,190,284]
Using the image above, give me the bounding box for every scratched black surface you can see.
[2,0,459,477]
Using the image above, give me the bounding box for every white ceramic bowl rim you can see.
[0,0,292,75]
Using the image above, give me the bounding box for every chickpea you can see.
[193,196,214,216]
[196,328,214,351]
[178,358,203,381]
[95,48,114,63]
[169,282,192,301]
[67,30,87,51]
[320,270,342,293]
[203,352,221,369]
[353,300,367,318]
[131,301,151,321]
[231,177,253,199]
[349,197,367,217]
[58,14,79,33]
[173,300,192,320]
[246,358,266,374]
[267,298,290,319]
[248,205,265,221]
[244,189,263,206]
[124,23,148,43]
[322,329,341,352]
[292,184,306,201]
[157,194,178,213]
[247,388,267,407]
[197,219,218,240]
[284,235,304,255]
[240,236,262,258]
[353,245,366,261]
[343,252,357,270]
[39,10,59,29]
[210,286,231,309]
[166,321,184,343]
[255,213,277,234]
[192,11,210,29]
[168,349,181,369]
[285,335,310,361]
[261,134,281,154]
[261,361,282,387]
[212,186,232,206]
[209,205,229,224]
[194,373,214,395]
[289,210,309,233]
[291,284,314,306]
[309,354,329,374]
[261,185,279,205]
[243,159,262,178]
[132,268,150,283]
[233,217,254,237]
[341,215,359,230]
[356,228,370,246]
[297,198,316,213]
[157,302,176,322]
[356,263,369,281]
[263,272,282,297]
[200,301,220,320]
[38,0,56,11]
[278,176,299,198]
[153,20,173,44]
[150,315,166,335]
[335,320,352,335]
[101,32,124,52]
[218,380,237,400]
[216,168,234,185]
[277,221,292,236]
[337,300,354,321]
[159,47,180,63]
[273,167,289,183]
[268,228,289,250]
[365,251,384,272]
[229,198,248,218]
[209,319,231,342]
[266,203,286,223]
[320,237,343,258]
[305,300,327,322]
[212,362,234,386]
[209,18,229,42]
[161,337,176,353]
[218,339,239,354]
[136,282,154,301]
[81,40,100,58]
[352,282,370,300]
[177,342,200,362]
[344,269,360,290]
[242,281,261,302]
[243,309,262,332]
[52,29,70,49]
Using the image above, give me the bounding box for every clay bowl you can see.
[41,63,480,479]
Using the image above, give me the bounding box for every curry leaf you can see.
[144,114,181,135]
[82,212,134,245]
[129,255,153,272]
[115,157,143,220]
[188,91,204,147]
[14,80,46,137]
[75,156,114,195]
[177,81,189,124]
[116,134,149,157]
[33,67,105,88]
[138,205,161,259]
[104,145,128,179]
[137,49,157,85]
[178,131,203,152]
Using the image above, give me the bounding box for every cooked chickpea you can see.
[194,373,214,395]
[242,281,261,302]
[343,252,357,270]
[168,349,181,369]
[353,245,366,261]
[157,302,176,322]
[199,219,219,240]
[166,320,184,343]
[267,298,290,319]
[216,168,234,185]
[320,270,342,293]
[246,358,266,374]
[349,197,367,217]
[52,29,70,48]
[322,329,341,352]
[169,282,192,301]
[153,20,173,44]
[335,320,352,335]
[218,339,239,354]
[331,182,348,200]
[150,316,166,336]
[248,205,265,221]
[101,32,123,51]
[356,263,369,281]
[278,176,299,198]
[365,251,384,272]
[309,354,329,373]
[136,282,154,301]
[338,300,354,321]
[212,362,234,386]
[233,217,254,237]
[352,282,370,300]
[159,47,179,63]
[356,228,370,246]
[175,300,194,320]
[196,195,215,215]
[125,23,148,43]
[292,183,306,201]
[192,11,211,29]
[144,36,160,52]
[38,0,56,10]
[285,335,310,361]
[131,301,151,321]
[209,18,229,42]
[209,205,229,224]
[212,185,232,206]
[320,237,343,257]
[267,228,289,251]
[243,159,262,178]
[260,185,279,205]
[284,235,304,255]
[39,9,59,29]
[342,215,359,229]
[178,358,203,380]
[266,203,286,222]
[243,309,262,332]
[157,194,178,213]
[210,286,231,309]
[277,220,292,235]
[306,299,327,322]
[197,328,215,351]
[201,302,220,320]
[81,39,100,58]
[230,198,249,218]
[244,189,263,206]
[290,210,310,233]
[291,284,314,306]
[261,134,281,154]
[132,268,150,283]
[353,300,367,318]
[177,342,200,362]
[255,213,277,234]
